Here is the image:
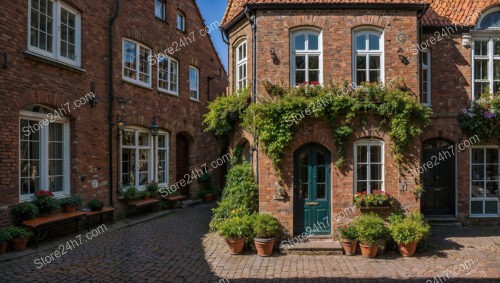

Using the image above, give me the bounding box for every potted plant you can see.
[0,229,12,254]
[58,195,82,213]
[352,213,387,258]
[87,199,104,212]
[389,211,430,257]
[251,213,281,257]
[337,223,358,256]
[217,216,252,255]
[11,202,39,224]
[146,181,159,198]
[143,191,152,200]
[7,226,33,251]
[197,173,216,202]
[32,190,59,215]
[124,186,139,201]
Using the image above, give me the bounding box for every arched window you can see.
[478,9,500,30]
[235,40,247,90]
[353,29,384,85]
[354,139,384,194]
[19,105,70,201]
[290,29,322,86]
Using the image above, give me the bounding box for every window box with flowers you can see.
[32,190,59,216]
[458,92,500,140]
[354,190,394,211]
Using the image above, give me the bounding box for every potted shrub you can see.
[7,226,33,251]
[87,199,104,212]
[124,186,139,201]
[143,191,152,200]
[32,190,59,215]
[352,213,387,258]
[217,216,252,255]
[58,195,82,213]
[337,223,358,256]
[0,229,12,254]
[198,188,215,203]
[252,213,281,257]
[11,202,39,224]
[146,181,159,198]
[389,211,430,257]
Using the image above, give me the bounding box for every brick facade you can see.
[0,0,227,227]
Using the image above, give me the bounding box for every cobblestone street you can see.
[0,204,499,282]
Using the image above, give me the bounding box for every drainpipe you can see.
[108,0,120,207]
[244,7,259,185]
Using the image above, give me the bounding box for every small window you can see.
[122,39,152,87]
[479,11,500,30]
[354,140,384,194]
[155,0,166,20]
[28,0,81,66]
[158,56,178,95]
[422,50,431,105]
[291,30,322,86]
[353,30,384,85]
[176,12,185,32]
[235,41,247,90]
[157,133,169,185]
[470,147,499,216]
[189,66,200,101]
[121,129,153,190]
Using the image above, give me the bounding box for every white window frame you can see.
[176,12,185,32]
[471,37,500,104]
[470,146,500,217]
[27,0,82,67]
[422,50,432,106]
[19,108,70,202]
[122,38,152,88]
[290,29,323,86]
[354,139,385,194]
[157,56,179,95]
[155,0,166,20]
[235,40,248,90]
[120,128,154,191]
[352,29,385,85]
[189,66,200,101]
[155,132,169,186]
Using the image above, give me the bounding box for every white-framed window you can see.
[155,0,166,20]
[28,0,81,66]
[422,50,431,106]
[176,12,185,31]
[354,140,384,194]
[156,133,169,185]
[353,30,384,85]
[290,30,322,86]
[121,129,153,190]
[158,56,178,95]
[470,147,499,217]
[19,105,70,201]
[472,38,500,100]
[122,39,152,87]
[235,40,247,90]
[189,66,200,101]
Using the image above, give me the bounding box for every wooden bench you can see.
[83,207,114,232]
[23,211,88,248]
[165,195,187,208]
[127,199,160,215]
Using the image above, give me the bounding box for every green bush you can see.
[389,211,430,245]
[87,199,104,212]
[124,187,139,200]
[58,195,82,206]
[203,88,250,136]
[0,229,12,244]
[352,213,388,245]
[217,215,253,239]
[337,223,358,241]
[11,202,39,224]
[7,226,33,239]
[252,214,281,239]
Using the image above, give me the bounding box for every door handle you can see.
[305,201,319,206]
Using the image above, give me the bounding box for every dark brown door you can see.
[176,134,190,197]
[421,139,455,216]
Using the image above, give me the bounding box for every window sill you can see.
[121,78,153,90]
[158,88,179,97]
[470,214,499,218]
[24,50,85,73]
[190,98,201,103]
[155,17,167,23]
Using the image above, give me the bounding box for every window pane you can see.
[472,149,484,163]
[158,135,166,148]
[370,145,381,162]
[356,35,366,51]
[368,34,380,50]
[369,56,380,70]
[486,149,499,163]
[485,201,498,214]
[123,131,135,146]
[317,167,326,183]
[471,181,485,197]
[475,82,490,100]
[295,71,305,85]
[370,164,382,181]
[357,181,367,193]
[317,151,325,165]
[295,56,305,69]
[121,148,135,185]
[471,201,483,214]
[494,60,500,80]
[486,165,498,180]
[309,55,319,69]
[472,165,485,180]
[170,60,178,92]
[474,41,488,56]
[486,182,499,197]
[48,176,63,193]
[475,59,489,80]
[139,47,151,83]
[422,52,429,66]
[370,181,382,191]
[369,71,380,83]
[49,160,63,176]
[124,40,137,79]
[155,0,164,19]
[309,71,319,83]
[479,12,500,29]
[317,184,325,199]
[357,71,366,84]
[357,145,367,163]
[138,132,149,146]
[308,34,319,50]
[495,41,500,56]
[356,56,366,69]
[295,34,305,50]
[357,164,367,180]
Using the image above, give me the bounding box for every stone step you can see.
[427,217,462,229]
[280,240,343,255]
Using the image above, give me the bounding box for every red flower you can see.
[310,81,319,86]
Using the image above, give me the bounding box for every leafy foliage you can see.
[352,213,388,245]
[353,190,394,207]
[251,213,281,239]
[0,228,12,244]
[87,199,104,212]
[337,223,358,241]
[217,215,253,239]
[6,226,33,239]
[32,190,59,210]
[58,195,82,206]
[458,93,500,140]
[11,202,39,224]
[389,211,430,244]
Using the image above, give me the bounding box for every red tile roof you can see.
[221,0,500,28]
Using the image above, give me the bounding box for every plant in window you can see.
[11,202,39,225]
[32,190,59,215]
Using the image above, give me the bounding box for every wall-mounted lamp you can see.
[150,117,159,137]
[398,48,409,65]
[462,33,472,48]
[117,115,127,135]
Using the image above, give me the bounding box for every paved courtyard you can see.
[0,204,499,283]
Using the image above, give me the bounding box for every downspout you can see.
[108,0,120,207]
[244,7,259,185]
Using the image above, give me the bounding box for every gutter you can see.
[108,0,120,207]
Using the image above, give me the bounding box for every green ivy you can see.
[203,87,250,136]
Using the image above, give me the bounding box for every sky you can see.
[195,0,229,71]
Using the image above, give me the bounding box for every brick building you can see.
[221,0,500,237]
[0,0,227,227]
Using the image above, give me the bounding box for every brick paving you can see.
[0,205,499,282]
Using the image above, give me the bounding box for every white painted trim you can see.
[469,146,500,217]
[157,56,179,95]
[122,38,153,88]
[352,29,385,85]
[290,29,323,86]
[353,139,385,194]
[235,41,248,90]
[189,66,200,101]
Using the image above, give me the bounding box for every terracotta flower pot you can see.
[224,238,245,255]
[12,236,30,252]
[340,239,358,256]
[359,243,378,258]
[0,242,8,254]
[398,241,418,257]
[254,238,275,257]
[203,194,214,203]
[62,204,77,213]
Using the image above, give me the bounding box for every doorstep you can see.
[426,216,462,229]
[280,240,343,255]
